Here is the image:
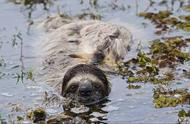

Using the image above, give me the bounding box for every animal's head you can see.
[61,64,110,105]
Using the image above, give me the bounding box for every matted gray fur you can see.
[37,15,132,92]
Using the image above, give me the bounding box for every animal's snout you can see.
[79,82,93,97]
[79,87,92,97]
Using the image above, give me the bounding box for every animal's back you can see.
[37,15,132,90]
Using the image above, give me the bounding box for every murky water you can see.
[0,0,190,123]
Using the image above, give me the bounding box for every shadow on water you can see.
[0,0,190,123]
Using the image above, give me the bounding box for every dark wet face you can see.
[63,79,106,105]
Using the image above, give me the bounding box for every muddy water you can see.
[0,0,190,123]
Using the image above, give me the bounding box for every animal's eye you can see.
[68,84,78,92]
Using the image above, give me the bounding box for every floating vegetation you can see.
[138,10,190,34]
[153,87,190,108]
[178,109,190,123]
[7,0,53,8]
[26,69,34,81]
[184,5,190,12]
[118,51,159,77]
[127,84,141,89]
[117,51,165,84]
[178,109,190,118]
[26,106,91,123]
[150,37,190,68]
[27,108,47,123]
[117,36,190,85]
[127,76,172,85]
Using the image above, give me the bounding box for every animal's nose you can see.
[79,84,93,97]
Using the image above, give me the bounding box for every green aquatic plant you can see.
[139,10,190,33]
[154,95,183,108]
[127,84,141,89]
[153,88,190,108]
[10,30,36,83]
[176,22,190,32]
[178,109,190,118]
[26,69,34,81]
[184,5,190,12]
[139,10,171,19]
[27,108,47,123]
[178,109,190,124]
[120,51,159,76]
[150,37,190,68]
[117,51,161,84]
[16,69,35,83]
[7,0,52,7]
[127,75,172,85]
[117,36,190,85]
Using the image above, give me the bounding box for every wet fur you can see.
[38,15,132,100]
